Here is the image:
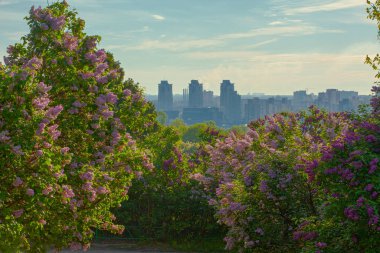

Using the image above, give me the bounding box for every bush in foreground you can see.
[0,2,155,252]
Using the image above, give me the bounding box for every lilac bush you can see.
[194,108,352,252]
[0,2,155,252]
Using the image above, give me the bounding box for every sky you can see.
[0,0,379,95]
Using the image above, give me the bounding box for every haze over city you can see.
[0,0,378,95]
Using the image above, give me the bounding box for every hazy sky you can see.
[0,0,379,95]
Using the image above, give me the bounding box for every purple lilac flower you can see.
[13,177,23,187]
[0,131,11,142]
[95,49,107,63]
[11,145,24,155]
[86,37,97,50]
[357,196,365,207]
[100,109,113,119]
[259,180,268,193]
[96,75,108,84]
[123,89,131,97]
[72,100,86,108]
[316,242,327,249]
[45,105,63,120]
[369,158,379,174]
[365,135,377,142]
[47,124,61,140]
[81,72,93,80]
[255,228,264,236]
[369,215,379,225]
[13,209,24,218]
[80,171,94,181]
[365,184,374,192]
[96,63,108,74]
[42,185,53,195]
[344,207,360,221]
[106,92,118,104]
[63,33,78,51]
[26,188,35,196]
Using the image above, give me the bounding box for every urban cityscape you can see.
[149,80,372,127]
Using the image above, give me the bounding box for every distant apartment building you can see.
[188,80,203,108]
[292,90,313,111]
[244,98,264,121]
[183,88,189,107]
[220,80,242,125]
[203,90,215,107]
[316,89,361,112]
[157,80,173,111]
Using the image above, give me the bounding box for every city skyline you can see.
[151,79,368,96]
[154,79,370,126]
[0,0,379,95]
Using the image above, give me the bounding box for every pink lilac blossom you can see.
[97,186,109,194]
[26,188,35,196]
[39,219,46,225]
[62,185,75,198]
[33,96,50,110]
[12,145,24,155]
[24,56,42,71]
[42,185,53,195]
[61,147,70,154]
[0,131,11,142]
[37,82,52,93]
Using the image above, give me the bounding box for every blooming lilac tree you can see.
[194,108,352,252]
[0,2,155,252]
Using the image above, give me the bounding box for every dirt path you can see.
[57,242,183,253]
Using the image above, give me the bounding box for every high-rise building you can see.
[203,90,214,107]
[188,80,203,108]
[157,80,173,111]
[183,88,189,107]
[326,89,340,112]
[292,90,313,111]
[220,80,242,125]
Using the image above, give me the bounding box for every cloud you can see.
[285,0,366,15]
[217,24,343,40]
[111,23,342,52]
[152,14,165,21]
[269,21,285,26]
[108,38,222,51]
